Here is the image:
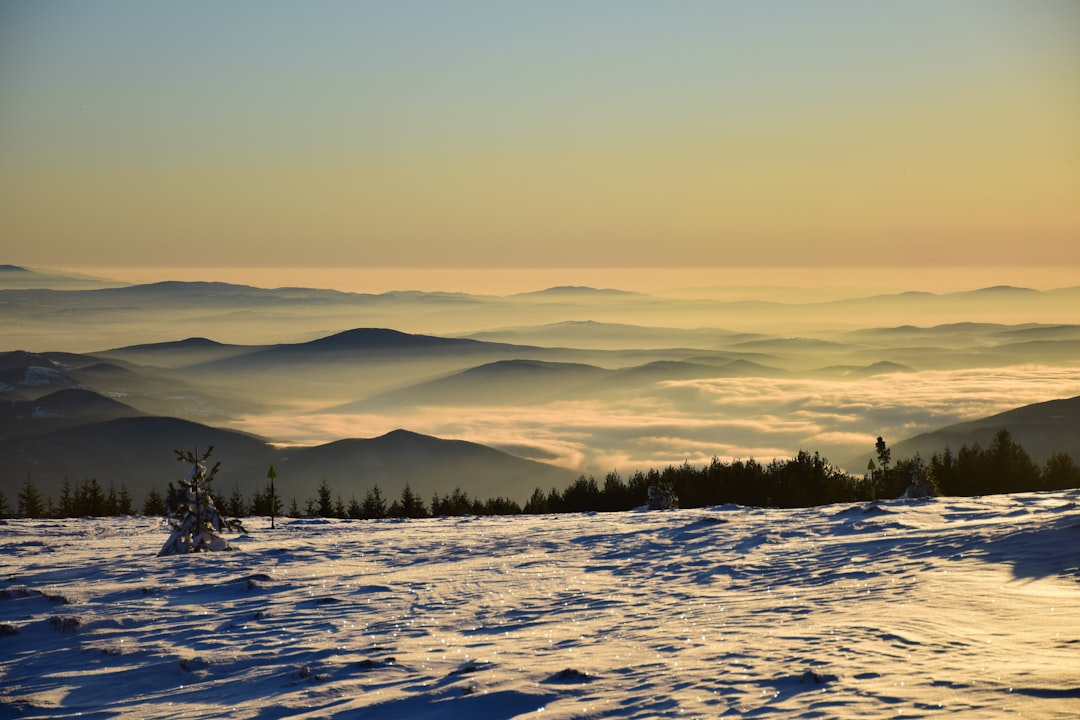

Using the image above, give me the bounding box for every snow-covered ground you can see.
[2,492,1078,719]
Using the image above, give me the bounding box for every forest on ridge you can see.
[8,429,1078,521]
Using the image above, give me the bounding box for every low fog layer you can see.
[2,268,1079,499]
[243,365,1080,475]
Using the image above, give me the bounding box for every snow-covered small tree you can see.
[158,446,244,557]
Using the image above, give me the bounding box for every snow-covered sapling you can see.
[158,446,245,557]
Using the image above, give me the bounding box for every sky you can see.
[1,1,1078,280]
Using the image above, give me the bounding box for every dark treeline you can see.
[6,477,136,519]
[4,428,1078,520]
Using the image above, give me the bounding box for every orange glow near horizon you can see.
[69,265,1080,297]
[2,3,1077,273]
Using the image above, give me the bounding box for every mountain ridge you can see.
[844,395,1080,471]
[1,416,576,507]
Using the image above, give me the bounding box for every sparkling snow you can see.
[2,491,1078,718]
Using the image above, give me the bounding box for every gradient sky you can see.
[2,0,1078,272]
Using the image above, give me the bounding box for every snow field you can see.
[1,491,1078,719]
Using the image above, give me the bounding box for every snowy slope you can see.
[1,491,1078,719]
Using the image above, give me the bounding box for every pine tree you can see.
[165,482,184,514]
[116,483,135,515]
[143,487,167,516]
[398,483,427,519]
[317,479,334,517]
[872,436,892,497]
[18,476,45,518]
[361,486,387,519]
[76,478,107,516]
[223,483,246,518]
[523,486,548,514]
[0,489,9,518]
[249,482,280,517]
[347,495,363,519]
[105,483,119,515]
[984,428,1040,493]
[875,436,891,473]
[158,446,244,557]
[58,479,76,517]
[1043,452,1080,490]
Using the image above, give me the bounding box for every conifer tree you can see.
[163,482,183,513]
[223,483,246,518]
[1043,451,1080,491]
[105,483,119,515]
[158,446,244,556]
[18,476,45,518]
[523,486,549,514]
[143,487,167,516]
[397,483,428,518]
[316,479,334,517]
[58,479,75,517]
[361,486,387,519]
[76,478,107,516]
[116,483,135,515]
[250,482,280,516]
[0,489,9,518]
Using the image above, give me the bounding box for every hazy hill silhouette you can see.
[278,429,574,503]
[0,265,118,290]
[99,337,262,368]
[0,388,143,438]
[336,357,789,411]
[514,286,641,298]
[2,417,575,508]
[846,396,1080,471]
[337,359,607,409]
[1,416,274,499]
[194,328,546,370]
[606,360,755,383]
[0,350,97,373]
[0,356,85,397]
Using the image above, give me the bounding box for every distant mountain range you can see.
[0,344,575,505]
[5,323,1076,506]
[5,273,1079,354]
[3,270,1078,506]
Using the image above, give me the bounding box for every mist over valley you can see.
[3,266,1078,508]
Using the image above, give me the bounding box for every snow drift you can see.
[1,491,1078,718]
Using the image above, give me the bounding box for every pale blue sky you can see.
[2,1,1077,271]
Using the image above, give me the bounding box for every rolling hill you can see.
[848,395,1080,470]
[336,356,790,411]
[98,337,262,368]
[192,328,549,370]
[0,388,144,438]
[2,417,576,509]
